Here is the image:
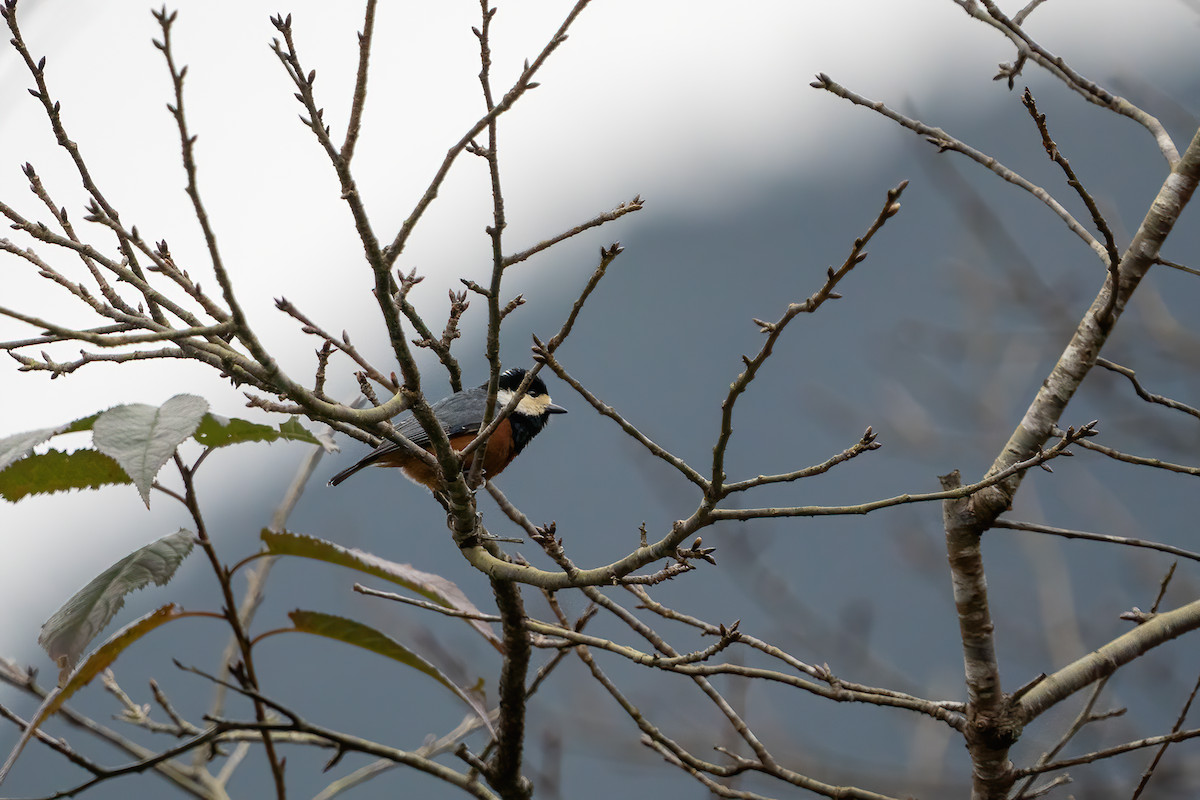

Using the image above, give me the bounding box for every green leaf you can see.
[0,406,322,507]
[0,413,129,502]
[63,413,101,434]
[0,448,131,503]
[289,610,494,737]
[192,413,321,448]
[38,530,195,673]
[93,394,208,507]
[261,529,500,649]
[277,416,320,442]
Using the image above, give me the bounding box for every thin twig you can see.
[1021,88,1121,324]
[709,182,906,499]
[956,0,1180,165]
[534,346,708,490]
[711,422,1096,522]
[155,10,267,368]
[992,519,1200,563]
[502,196,644,268]
[340,0,376,164]
[1061,435,1200,477]
[1154,255,1200,277]
[1094,358,1200,421]
[1011,726,1200,777]
[1131,670,1200,799]
[353,584,502,622]
[812,74,1106,261]
[172,451,286,797]
[1012,676,1114,799]
[720,427,880,493]
[274,297,397,392]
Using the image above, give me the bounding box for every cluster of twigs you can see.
[3,1,1200,799]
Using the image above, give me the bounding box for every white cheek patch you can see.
[516,394,549,416]
[497,388,550,416]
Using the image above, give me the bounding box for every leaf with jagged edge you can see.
[0,448,131,503]
[193,413,323,448]
[261,529,501,649]
[0,412,100,475]
[0,407,330,503]
[38,530,195,673]
[0,412,111,473]
[93,394,208,507]
[0,604,189,787]
[0,425,66,473]
[62,413,100,434]
[0,414,120,502]
[288,610,494,737]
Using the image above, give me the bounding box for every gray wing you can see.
[392,389,490,447]
[328,386,491,486]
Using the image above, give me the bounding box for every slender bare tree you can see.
[2,2,1200,799]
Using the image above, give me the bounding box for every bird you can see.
[328,367,566,490]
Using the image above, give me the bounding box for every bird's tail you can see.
[328,460,371,487]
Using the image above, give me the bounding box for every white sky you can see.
[1,0,1196,659]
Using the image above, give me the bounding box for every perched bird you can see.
[328,367,566,490]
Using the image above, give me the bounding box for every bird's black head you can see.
[494,367,566,453]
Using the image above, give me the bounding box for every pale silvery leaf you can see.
[93,394,208,507]
[37,529,195,672]
[0,426,65,472]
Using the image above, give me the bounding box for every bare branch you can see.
[534,347,709,491]
[811,74,1105,261]
[340,0,377,164]
[720,427,880,494]
[710,182,905,498]
[1018,597,1200,722]
[381,1,594,270]
[1095,358,1200,421]
[1154,255,1200,277]
[274,297,397,393]
[1021,87,1122,324]
[1013,677,1112,799]
[502,196,644,268]
[4,4,157,316]
[712,423,1094,522]
[992,519,1200,563]
[960,0,1180,165]
[19,163,132,313]
[0,664,215,797]
[973,125,1200,521]
[1062,433,1200,477]
[1012,725,1200,778]
[1131,670,1200,799]
[628,586,968,728]
[154,9,263,362]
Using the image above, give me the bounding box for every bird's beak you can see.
[546,402,568,415]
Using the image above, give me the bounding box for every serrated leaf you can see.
[38,530,194,672]
[261,529,500,649]
[0,426,67,473]
[289,610,494,737]
[63,413,100,434]
[93,395,208,507]
[192,413,321,448]
[278,416,321,443]
[0,448,131,503]
[54,603,188,693]
[1,604,188,786]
